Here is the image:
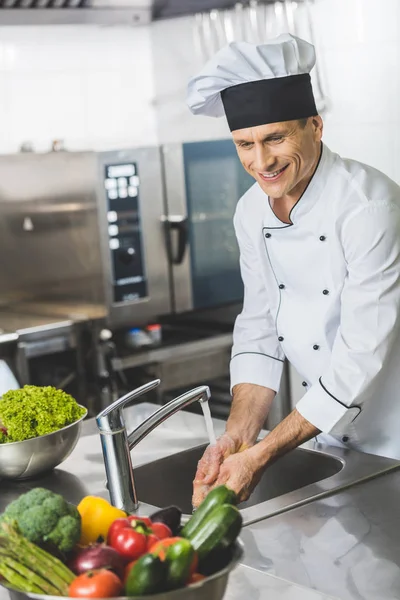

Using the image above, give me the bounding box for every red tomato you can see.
[108,527,147,561]
[127,515,152,528]
[150,522,172,540]
[146,533,159,551]
[69,569,122,598]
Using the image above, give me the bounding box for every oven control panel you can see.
[104,162,148,303]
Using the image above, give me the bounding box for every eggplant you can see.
[150,505,182,535]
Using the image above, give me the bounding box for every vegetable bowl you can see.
[4,541,243,600]
[0,486,244,600]
[0,408,87,480]
[0,385,87,480]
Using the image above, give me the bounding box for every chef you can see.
[187,34,400,507]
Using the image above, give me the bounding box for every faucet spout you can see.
[128,385,210,451]
[96,381,211,513]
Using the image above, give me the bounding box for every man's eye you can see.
[240,142,253,149]
[269,136,284,143]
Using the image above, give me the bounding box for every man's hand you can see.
[192,384,276,508]
[192,433,246,508]
[213,447,264,503]
[213,408,320,503]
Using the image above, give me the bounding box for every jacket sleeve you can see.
[230,201,285,393]
[296,201,400,434]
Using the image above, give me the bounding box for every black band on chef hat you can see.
[221,73,318,131]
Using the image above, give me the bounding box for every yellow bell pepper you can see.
[77,495,127,546]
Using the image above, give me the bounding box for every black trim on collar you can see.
[264,142,324,230]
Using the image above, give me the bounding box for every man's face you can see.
[232,117,323,199]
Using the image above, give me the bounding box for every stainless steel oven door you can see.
[162,140,254,313]
[96,147,171,327]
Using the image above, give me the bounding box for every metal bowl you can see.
[4,540,243,600]
[0,406,87,480]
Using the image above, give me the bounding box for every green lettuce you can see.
[0,385,85,443]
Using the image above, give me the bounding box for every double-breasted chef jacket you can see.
[230,143,400,460]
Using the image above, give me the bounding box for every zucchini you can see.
[181,485,237,539]
[124,554,166,596]
[150,505,182,535]
[188,503,242,561]
[165,538,195,590]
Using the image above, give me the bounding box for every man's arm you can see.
[215,408,319,502]
[225,383,276,448]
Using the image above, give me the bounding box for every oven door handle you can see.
[161,215,188,265]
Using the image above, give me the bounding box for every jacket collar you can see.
[263,143,335,229]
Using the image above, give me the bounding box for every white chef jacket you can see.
[230,143,400,459]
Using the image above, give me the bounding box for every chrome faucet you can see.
[96,379,211,513]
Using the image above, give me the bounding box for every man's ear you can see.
[311,115,323,141]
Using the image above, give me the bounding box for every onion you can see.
[68,543,125,579]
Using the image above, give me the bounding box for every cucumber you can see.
[181,485,237,539]
[165,538,195,590]
[124,554,166,596]
[188,503,242,561]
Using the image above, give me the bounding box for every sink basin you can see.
[133,442,400,525]
[134,444,341,514]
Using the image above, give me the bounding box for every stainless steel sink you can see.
[134,442,400,525]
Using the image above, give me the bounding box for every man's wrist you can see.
[225,427,254,451]
[247,439,275,470]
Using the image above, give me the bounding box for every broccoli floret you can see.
[0,385,86,443]
[1,488,81,554]
[46,513,81,553]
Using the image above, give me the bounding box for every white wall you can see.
[312,0,400,184]
[0,25,157,154]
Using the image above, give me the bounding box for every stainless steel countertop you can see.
[240,471,400,599]
[1,403,399,600]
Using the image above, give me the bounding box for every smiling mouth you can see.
[258,164,289,182]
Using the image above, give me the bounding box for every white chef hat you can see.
[187,34,318,131]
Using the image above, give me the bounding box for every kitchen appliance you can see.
[0,142,252,330]
[162,139,254,313]
[0,148,171,330]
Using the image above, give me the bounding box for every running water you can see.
[201,401,216,445]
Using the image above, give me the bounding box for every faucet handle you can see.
[96,379,161,432]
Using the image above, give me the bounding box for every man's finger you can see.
[201,446,224,484]
[192,482,209,508]
[194,459,208,482]
[214,469,230,487]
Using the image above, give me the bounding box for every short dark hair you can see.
[298,118,308,128]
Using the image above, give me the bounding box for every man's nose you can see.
[252,145,276,172]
